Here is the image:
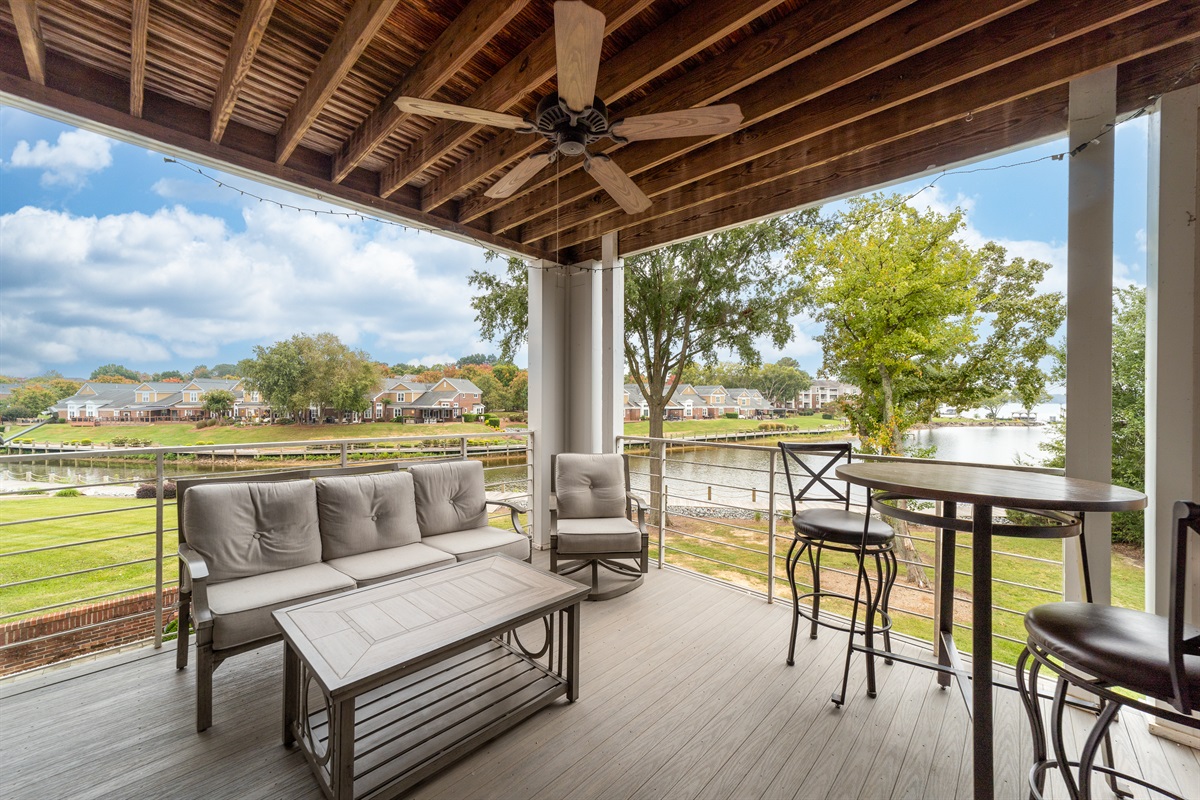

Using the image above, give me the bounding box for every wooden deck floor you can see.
[2,558,1197,800]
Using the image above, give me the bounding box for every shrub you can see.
[50,416,66,424]
[136,481,177,499]
[79,439,92,445]
[821,413,834,420]
[111,436,128,446]
[55,488,83,497]
[486,418,501,429]
[724,412,739,419]
[463,413,479,422]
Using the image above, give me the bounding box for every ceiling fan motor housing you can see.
[535,92,610,156]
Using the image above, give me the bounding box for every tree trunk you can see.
[648,399,666,526]
[878,367,932,588]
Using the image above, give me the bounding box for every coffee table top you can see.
[273,556,589,694]
[836,462,1147,512]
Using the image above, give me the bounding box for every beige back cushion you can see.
[315,471,421,559]
[182,480,321,583]
[411,461,488,536]
[555,453,626,519]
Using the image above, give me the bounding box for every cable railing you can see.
[618,435,1074,665]
[0,432,533,677]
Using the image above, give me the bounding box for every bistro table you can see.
[834,462,1146,800]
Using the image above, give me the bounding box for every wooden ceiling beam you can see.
[274,0,400,165]
[428,0,911,217]
[129,0,149,117]
[472,0,1005,230]
[380,0,759,199]
[517,0,1171,246]
[330,0,532,184]
[589,40,1200,259]
[9,0,46,85]
[210,0,277,143]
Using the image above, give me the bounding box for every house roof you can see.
[2,2,1193,262]
[409,390,461,408]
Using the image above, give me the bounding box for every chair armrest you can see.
[491,499,530,540]
[627,492,648,531]
[177,543,213,628]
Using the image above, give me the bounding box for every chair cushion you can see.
[183,479,321,583]
[422,526,530,561]
[316,471,421,559]
[792,508,893,546]
[411,461,488,536]
[325,542,455,586]
[207,563,355,651]
[556,516,642,554]
[1025,602,1200,708]
[555,454,626,519]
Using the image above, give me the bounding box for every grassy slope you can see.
[622,415,839,437]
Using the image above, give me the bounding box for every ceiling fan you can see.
[394,0,743,214]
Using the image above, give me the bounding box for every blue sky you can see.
[1,104,1148,380]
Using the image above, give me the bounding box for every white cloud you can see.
[7,130,114,187]
[0,202,495,375]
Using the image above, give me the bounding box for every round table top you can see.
[836,462,1147,512]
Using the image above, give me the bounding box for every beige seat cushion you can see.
[325,542,455,586]
[423,526,530,561]
[555,516,642,554]
[207,563,355,651]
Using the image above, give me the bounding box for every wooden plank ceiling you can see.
[1,0,1197,263]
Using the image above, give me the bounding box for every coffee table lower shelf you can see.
[292,639,568,800]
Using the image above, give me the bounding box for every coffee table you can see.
[273,555,589,800]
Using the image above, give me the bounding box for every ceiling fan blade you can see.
[394,97,531,131]
[585,154,651,215]
[555,1,605,113]
[485,153,555,199]
[610,104,744,141]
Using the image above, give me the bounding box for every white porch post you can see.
[527,232,625,547]
[1145,84,1199,621]
[1064,68,1116,604]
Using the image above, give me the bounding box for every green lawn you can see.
[0,496,165,619]
[12,420,509,447]
[622,415,842,437]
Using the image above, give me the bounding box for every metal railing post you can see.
[340,442,348,466]
[659,483,667,568]
[154,452,164,648]
[767,449,777,604]
[460,436,468,460]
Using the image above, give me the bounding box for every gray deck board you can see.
[1,555,1194,800]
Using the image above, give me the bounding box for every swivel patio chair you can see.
[778,441,897,698]
[550,453,649,600]
[1016,500,1200,800]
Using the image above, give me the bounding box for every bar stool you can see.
[778,441,897,699]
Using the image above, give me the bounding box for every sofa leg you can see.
[175,594,191,670]
[196,643,213,732]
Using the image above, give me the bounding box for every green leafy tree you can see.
[190,365,212,379]
[471,211,818,517]
[0,384,59,419]
[210,363,239,378]
[456,353,496,367]
[239,333,377,420]
[753,361,812,407]
[91,363,141,381]
[792,193,1065,583]
[152,370,185,382]
[238,339,305,420]
[202,389,236,418]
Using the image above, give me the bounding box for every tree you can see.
[91,363,140,381]
[792,193,1065,583]
[89,375,138,384]
[238,338,305,419]
[238,333,378,420]
[210,363,239,378]
[470,210,819,517]
[754,361,812,407]
[0,384,59,419]
[457,353,496,366]
[190,365,212,379]
[203,389,235,418]
[979,390,1015,419]
[152,370,184,382]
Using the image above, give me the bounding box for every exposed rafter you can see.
[274,0,400,165]
[331,0,532,183]
[9,0,45,85]
[129,0,149,117]
[210,0,277,143]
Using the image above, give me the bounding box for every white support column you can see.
[600,231,624,453]
[529,259,566,550]
[1064,67,1116,604]
[1145,84,1200,617]
[1145,82,1200,748]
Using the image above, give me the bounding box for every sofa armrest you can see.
[491,499,530,540]
[178,543,213,629]
[627,492,648,532]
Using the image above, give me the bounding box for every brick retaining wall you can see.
[0,588,179,677]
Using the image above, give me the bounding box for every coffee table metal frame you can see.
[273,556,589,800]
[834,462,1146,800]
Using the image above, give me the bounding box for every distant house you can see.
[367,377,485,422]
[795,380,859,410]
[624,383,782,420]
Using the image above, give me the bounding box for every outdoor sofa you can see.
[174,460,529,731]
